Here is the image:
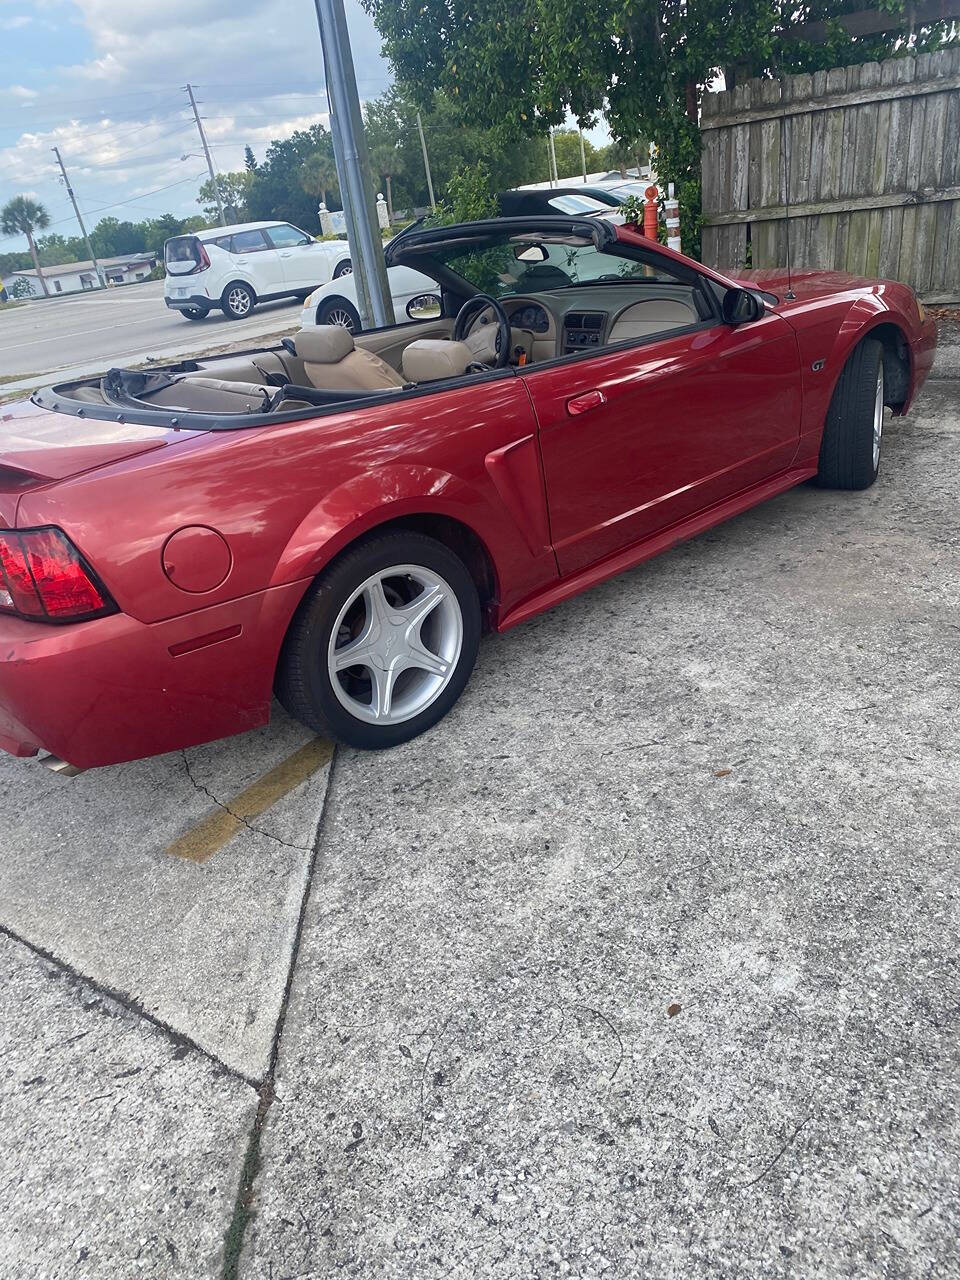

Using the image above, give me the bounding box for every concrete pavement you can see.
[239,380,960,1279]
[1,376,958,1278]
[0,281,303,389]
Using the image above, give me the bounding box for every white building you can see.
[8,253,157,298]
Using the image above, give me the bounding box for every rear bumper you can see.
[0,582,308,770]
[165,293,214,313]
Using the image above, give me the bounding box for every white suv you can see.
[163,220,352,321]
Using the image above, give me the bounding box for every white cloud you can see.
[1,0,390,245]
[0,14,32,28]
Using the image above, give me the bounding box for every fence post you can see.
[643,185,659,239]
[664,182,681,253]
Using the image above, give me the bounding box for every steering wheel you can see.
[453,293,511,369]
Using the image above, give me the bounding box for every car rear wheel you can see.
[222,282,255,320]
[333,259,352,278]
[277,532,481,749]
[316,297,361,333]
[814,337,885,490]
[181,306,209,321]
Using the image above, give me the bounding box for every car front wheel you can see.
[814,337,885,489]
[316,297,361,333]
[222,282,255,320]
[277,532,481,749]
[333,259,352,278]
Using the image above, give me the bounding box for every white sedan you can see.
[300,263,441,333]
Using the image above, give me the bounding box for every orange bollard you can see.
[643,185,659,240]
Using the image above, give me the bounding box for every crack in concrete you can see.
[221,746,340,1280]
[180,750,314,854]
[0,921,259,1089]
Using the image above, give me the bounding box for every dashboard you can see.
[469,286,704,364]
[509,302,551,334]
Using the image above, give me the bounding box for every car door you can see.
[229,228,285,295]
[266,223,337,290]
[522,304,803,577]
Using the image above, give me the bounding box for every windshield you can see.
[547,193,615,214]
[423,233,682,298]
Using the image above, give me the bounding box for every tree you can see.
[368,143,400,221]
[198,172,253,223]
[246,123,340,229]
[1,195,51,297]
[244,145,258,173]
[300,151,339,211]
[364,0,958,256]
[551,129,602,181]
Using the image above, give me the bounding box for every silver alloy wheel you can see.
[321,306,357,332]
[335,261,353,276]
[328,564,463,725]
[872,363,884,471]
[227,285,252,317]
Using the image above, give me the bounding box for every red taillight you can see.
[0,528,115,623]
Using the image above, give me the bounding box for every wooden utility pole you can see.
[185,83,226,226]
[51,146,106,287]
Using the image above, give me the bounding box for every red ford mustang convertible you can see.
[0,216,936,770]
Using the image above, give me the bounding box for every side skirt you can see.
[497,465,817,632]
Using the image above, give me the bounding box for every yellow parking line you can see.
[167,738,335,864]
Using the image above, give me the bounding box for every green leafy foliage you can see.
[197,171,254,223]
[363,0,958,258]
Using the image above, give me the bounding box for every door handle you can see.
[566,389,606,416]
[279,251,293,258]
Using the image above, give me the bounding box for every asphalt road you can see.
[1,372,958,1279]
[0,280,304,383]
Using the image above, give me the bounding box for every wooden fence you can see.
[700,48,960,301]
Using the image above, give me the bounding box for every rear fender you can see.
[269,462,501,589]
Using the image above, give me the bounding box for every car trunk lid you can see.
[0,397,191,522]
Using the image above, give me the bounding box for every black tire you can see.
[276,531,481,750]
[221,281,256,320]
[333,258,352,278]
[181,305,209,321]
[813,337,885,490]
[316,297,361,334]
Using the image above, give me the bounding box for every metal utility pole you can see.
[313,0,395,328]
[416,112,436,212]
[51,146,105,287]
[578,129,587,183]
[184,83,226,226]
[548,129,559,186]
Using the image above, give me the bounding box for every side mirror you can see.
[406,293,442,321]
[722,287,763,325]
[281,337,297,356]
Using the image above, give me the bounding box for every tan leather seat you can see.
[296,326,405,392]
[401,338,477,383]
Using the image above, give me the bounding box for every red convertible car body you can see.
[0,216,936,769]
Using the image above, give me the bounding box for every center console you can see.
[562,311,605,354]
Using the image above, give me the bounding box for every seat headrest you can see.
[296,325,355,364]
[402,338,476,383]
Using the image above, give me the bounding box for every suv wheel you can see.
[277,532,481,749]
[181,305,209,321]
[222,282,255,320]
[333,259,353,278]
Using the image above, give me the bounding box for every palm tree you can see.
[300,151,339,211]
[1,195,51,297]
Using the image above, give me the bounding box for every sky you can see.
[0,0,393,254]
